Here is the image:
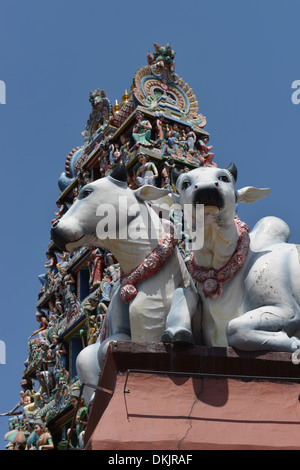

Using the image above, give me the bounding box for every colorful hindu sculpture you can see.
[67,383,88,448]
[3,43,219,449]
[135,153,158,186]
[88,248,104,291]
[33,417,54,450]
[10,41,299,451]
[132,111,153,147]
[51,200,68,226]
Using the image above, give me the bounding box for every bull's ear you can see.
[236,186,271,204]
[226,162,238,182]
[134,185,170,202]
[170,192,180,205]
[110,160,128,183]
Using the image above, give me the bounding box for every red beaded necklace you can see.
[188,219,250,299]
[119,220,177,304]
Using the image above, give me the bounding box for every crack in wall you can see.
[177,378,204,450]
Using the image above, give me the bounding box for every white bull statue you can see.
[51,162,199,404]
[173,163,300,352]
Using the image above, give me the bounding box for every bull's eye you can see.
[181,180,191,190]
[218,174,230,183]
[78,188,93,200]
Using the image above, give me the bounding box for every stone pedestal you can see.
[84,342,300,450]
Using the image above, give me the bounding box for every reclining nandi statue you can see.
[173,163,300,352]
[51,162,199,404]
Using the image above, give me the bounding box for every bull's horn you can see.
[226,162,237,182]
[171,168,182,185]
[110,159,128,183]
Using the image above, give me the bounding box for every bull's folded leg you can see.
[161,287,199,345]
[161,328,194,346]
[227,305,300,352]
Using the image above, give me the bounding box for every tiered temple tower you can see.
[4,44,300,451]
[4,43,216,449]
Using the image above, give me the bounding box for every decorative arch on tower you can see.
[131,43,199,119]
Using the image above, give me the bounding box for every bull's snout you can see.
[51,217,86,252]
[192,183,224,209]
[51,223,67,251]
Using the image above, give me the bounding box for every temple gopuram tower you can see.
[3,44,300,451]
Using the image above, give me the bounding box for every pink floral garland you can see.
[119,220,177,303]
[188,219,250,299]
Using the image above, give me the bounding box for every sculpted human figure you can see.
[119,134,131,164]
[51,200,68,225]
[185,126,197,152]
[67,385,87,449]
[0,389,31,417]
[88,247,104,290]
[28,311,49,340]
[132,111,152,147]
[113,144,121,164]
[38,250,58,287]
[195,136,216,166]
[155,114,167,143]
[136,154,158,187]
[34,419,54,450]
[167,123,180,148]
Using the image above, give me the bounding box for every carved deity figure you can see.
[132,111,152,147]
[88,248,104,290]
[136,154,158,187]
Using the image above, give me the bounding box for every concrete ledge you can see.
[84,342,300,450]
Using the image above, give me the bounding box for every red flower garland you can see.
[119,220,178,303]
[188,219,250,298]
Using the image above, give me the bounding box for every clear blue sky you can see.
[0,0,300,449]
